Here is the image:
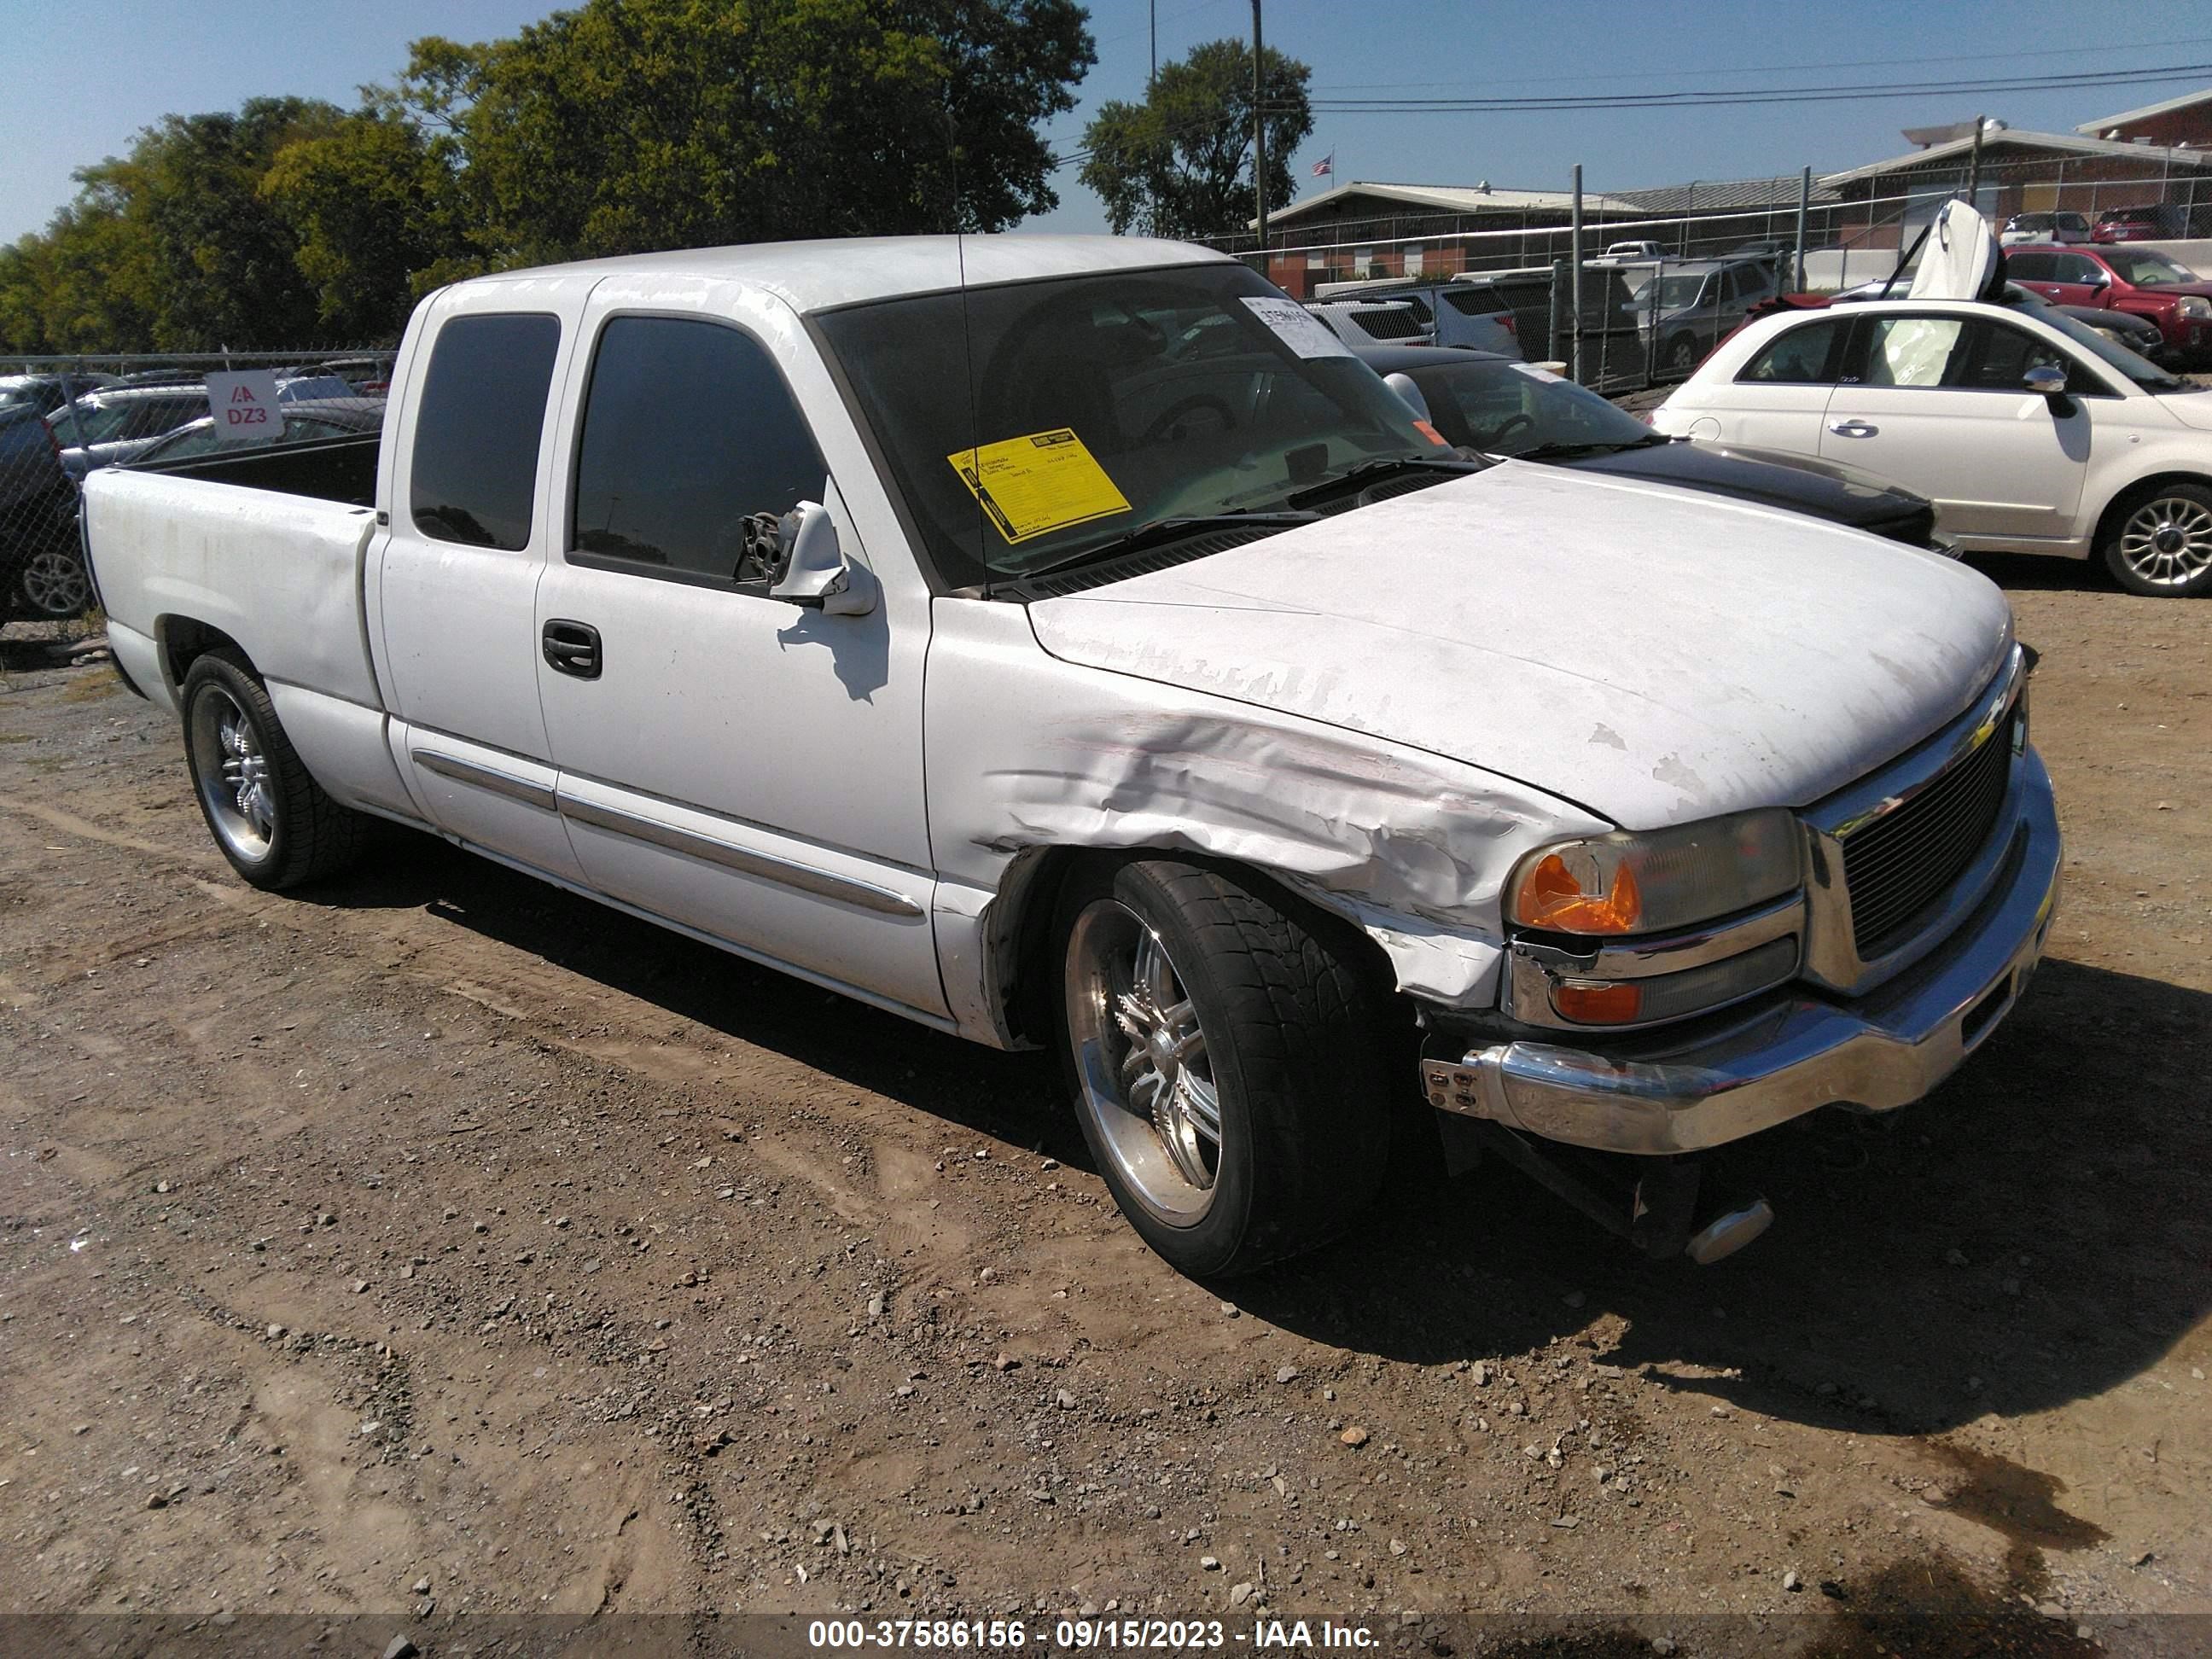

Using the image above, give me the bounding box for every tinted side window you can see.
[571,317,828,584]
[1348,306,1424,341]
[1445,288,1505,316]
[1738,318,1843,383]
[1955,321,2097,393]
[2063,254,2108,283]
[411,312,561,550]
[2005,252,2052,282]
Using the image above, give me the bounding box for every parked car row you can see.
[1656,201,2212,596]
[0,369,388,624]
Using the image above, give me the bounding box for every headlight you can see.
[1507,808,1803,937]
[2178,295,2212,319]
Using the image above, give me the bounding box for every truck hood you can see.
[1026,463,2013,829]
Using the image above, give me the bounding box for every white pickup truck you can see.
[84,235,2061,1277]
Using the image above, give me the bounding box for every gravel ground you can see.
[0,565,2205,1654]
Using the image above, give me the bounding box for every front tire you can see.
[181,649,367,889]
[1057,858,1393,1278]
[2101,481,2212,596]
[1663,335,1700,375]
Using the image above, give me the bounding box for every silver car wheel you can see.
[190,684,277,864]
[1065,899,1223,1225]
[19,550,90,618]
[2117,496,2212,588]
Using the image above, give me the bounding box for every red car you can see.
[2003,242,2212,363]
[2090,205,2173,243]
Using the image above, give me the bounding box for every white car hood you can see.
[1027,464,2014,829]
[2151,389,2212,432]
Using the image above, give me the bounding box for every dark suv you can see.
[0,404,90,620]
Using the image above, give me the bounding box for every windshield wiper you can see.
[1283,454,1477,507]
[1502,431,1677,461]
[1016,510,1320,580]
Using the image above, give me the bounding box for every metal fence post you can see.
[1569,164,1585,385]
[1793,166,1811,293]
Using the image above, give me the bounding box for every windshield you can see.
[0,379,40,410]
[2009,294,2192,390]
[1643,274,1712,311]
[815,263,1441,586]
[1409,358,1656,455]
[49,399,135,444]
[2098,249,2195,287]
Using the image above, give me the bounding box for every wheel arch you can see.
[981,843,1406,1051]
[156,615,251,699]
[2091,469,2212,556]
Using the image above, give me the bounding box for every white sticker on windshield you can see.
[1242,297,1355,359]
[1511,363,1566,384]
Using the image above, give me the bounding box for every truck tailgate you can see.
[84,468,384,712]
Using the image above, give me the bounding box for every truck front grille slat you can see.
[1840,713,2014,958]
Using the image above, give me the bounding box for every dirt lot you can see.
[0,566,2206,1655]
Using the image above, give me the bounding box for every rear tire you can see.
[180,649,367,890]
[1056,858,1394,1278]
[2099,480,2212,597]
[15,547,91,620]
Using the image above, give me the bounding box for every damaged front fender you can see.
[926,602,1609,1044]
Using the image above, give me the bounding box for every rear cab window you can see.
[410,312,562,550]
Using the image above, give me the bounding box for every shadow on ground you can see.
[304,828,2209,1441]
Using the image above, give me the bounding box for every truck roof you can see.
[444,234,1235,316]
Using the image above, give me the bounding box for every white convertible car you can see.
[1655,202,2212,597]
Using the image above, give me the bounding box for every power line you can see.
[1307,35,2212,92]
[1299,62,2212,114]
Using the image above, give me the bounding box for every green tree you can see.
[261,109,469,341]
[130,96,350,347]
[1078,38,1312,239]
[437,0,1094,265]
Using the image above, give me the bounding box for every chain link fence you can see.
[1209,148,2212,393]
[0,350,393,628]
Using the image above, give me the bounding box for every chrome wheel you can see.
[2116,495,2212,588]
[19,550,90,618]
[1065,899,1223,1225]
[190,685,276,864]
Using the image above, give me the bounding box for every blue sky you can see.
[6,0,2212,245]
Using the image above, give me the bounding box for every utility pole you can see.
[1965,114,1987,209]
[1150,0,1156,87]
[1252,0,1267,259]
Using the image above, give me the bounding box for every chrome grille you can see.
[1840,713,2015,956]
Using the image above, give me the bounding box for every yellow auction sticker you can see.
[946,428,1132,544]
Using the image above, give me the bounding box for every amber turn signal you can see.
[1516,851,1644,934]
[1552,981,1645,1024]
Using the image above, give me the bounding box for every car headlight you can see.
[1507,808,1803,937]
[2178,295,2212,319]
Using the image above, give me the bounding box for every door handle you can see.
[542,620,602,680]
[1828,420,1879,438]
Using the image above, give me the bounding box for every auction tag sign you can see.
[945,428,1132,544]
[206,370,281,445]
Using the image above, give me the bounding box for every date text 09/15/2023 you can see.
[805,1619,1382,1651]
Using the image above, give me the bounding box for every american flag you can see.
[1312,152,1333,178]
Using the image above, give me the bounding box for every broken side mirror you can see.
[768,500,878,616]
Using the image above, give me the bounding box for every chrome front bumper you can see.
[1421,749,2061,1156]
